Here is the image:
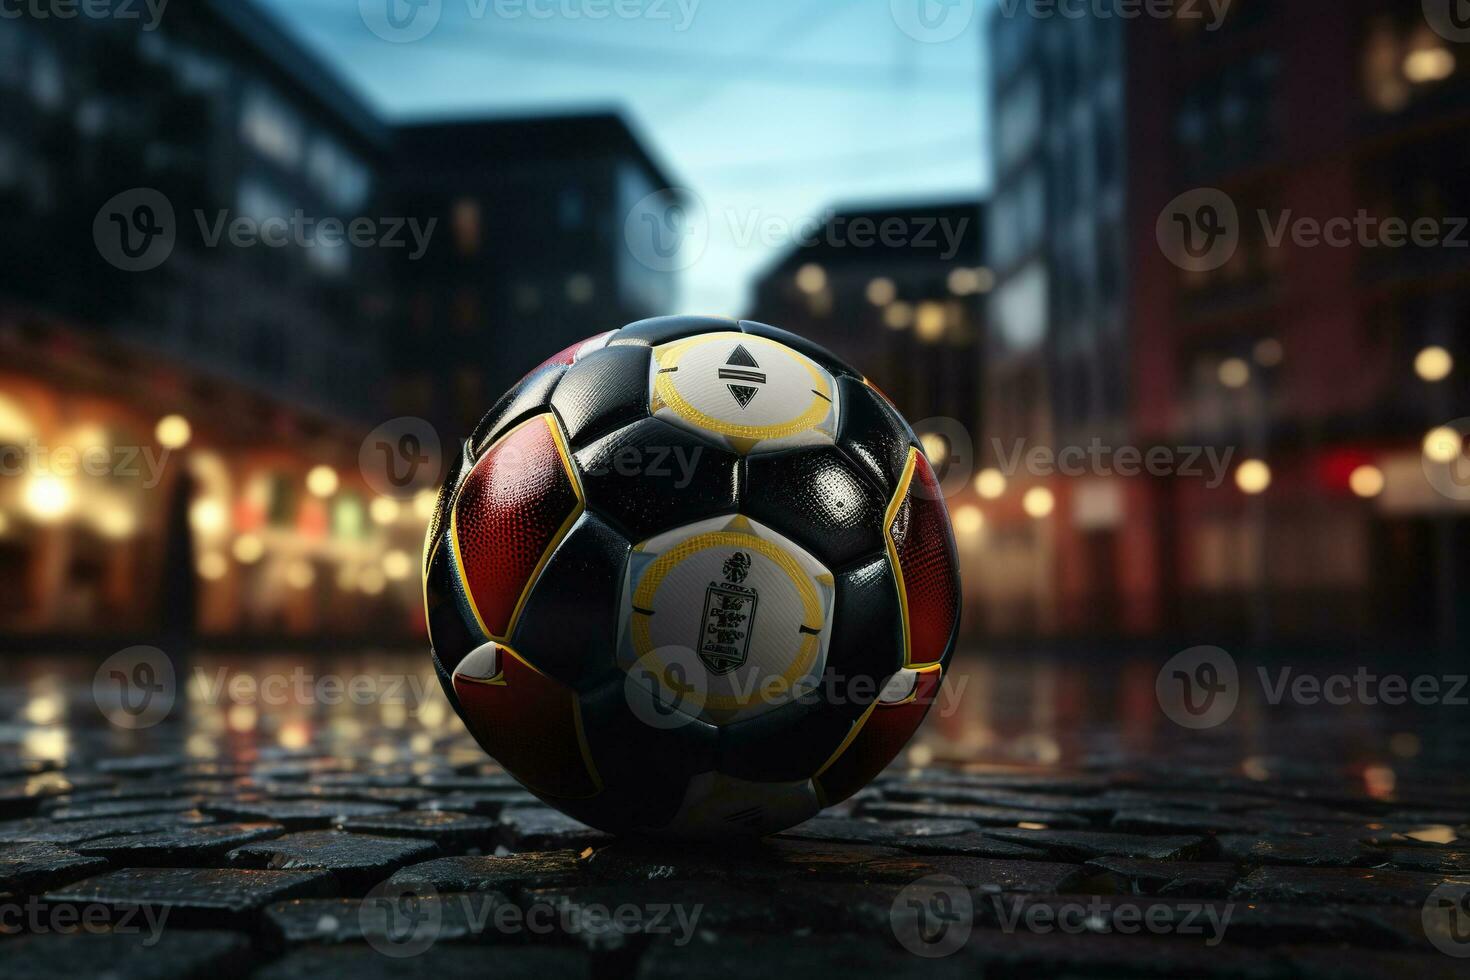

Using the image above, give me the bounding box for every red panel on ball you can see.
[451,415,582,641]
[453,644,602,800]
[528,330,614,377]
[886,449,960,668]
[813,667,942,806]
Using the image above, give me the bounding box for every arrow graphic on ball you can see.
[718,344,766,409]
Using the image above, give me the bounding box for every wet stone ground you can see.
[1,658,1469,978]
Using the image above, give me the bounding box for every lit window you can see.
[240,88,303,168]
[453,198,481,255]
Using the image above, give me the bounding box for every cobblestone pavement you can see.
[1,652,1469,978]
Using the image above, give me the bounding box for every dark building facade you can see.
[390,113,683,440]
[0,0,393,422]
[746,199,987,429]
[981,0,1470,649]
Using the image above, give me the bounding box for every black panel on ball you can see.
[422,439,468,579]
[471,363,566,457]
[743,447,886,569]
[717,554,904,781]
[608,315,741,348]
[835,377,916,496]
[574,418,739,543]
[510,513,630,692]
[572,677,719,832]
[738,319,860,380]
[423,534,478,725]
[549,344,653,449]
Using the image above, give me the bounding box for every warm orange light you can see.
[1023,487,1055,519]
[866,277,896,306]
[975,468,1007,500]
[1424,427,1463,465]
[795,263,827,295]
[953,505,984,537]
[155,414,192,450]
[1235,460,1272,495]
[1349,465,1385,499]
[1415,346,1453,383]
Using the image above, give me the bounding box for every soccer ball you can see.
[423,316,960,837]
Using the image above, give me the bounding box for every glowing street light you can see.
[155,414,192,450]
[953,505,984,537]
[306,465,339,498]
[1023,486,1055,519]
[232,534,265,564]
[795,263,827,295]
[370,496,401,526]
[865,277,896,306]
[24,475,74,523]
[1424,426,1463,465]
[975,468,1007,500]
[1415,346,1453,383]
[1235,460,1272,495]
[1218,357,1251,389]
[1349,464,1385,499]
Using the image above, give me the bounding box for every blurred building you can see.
[746,199,987,428]
[979,0,1470,650]
[391,113,683,440]
[981,9,1129,637]
[0,2,680,641]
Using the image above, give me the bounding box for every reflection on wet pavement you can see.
[1,649,1468,977]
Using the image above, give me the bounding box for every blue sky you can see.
[261,0,990,313]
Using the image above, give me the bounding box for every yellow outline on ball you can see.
[651,333,833,442]
[630,529,824,714]
[883,446,942,670]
